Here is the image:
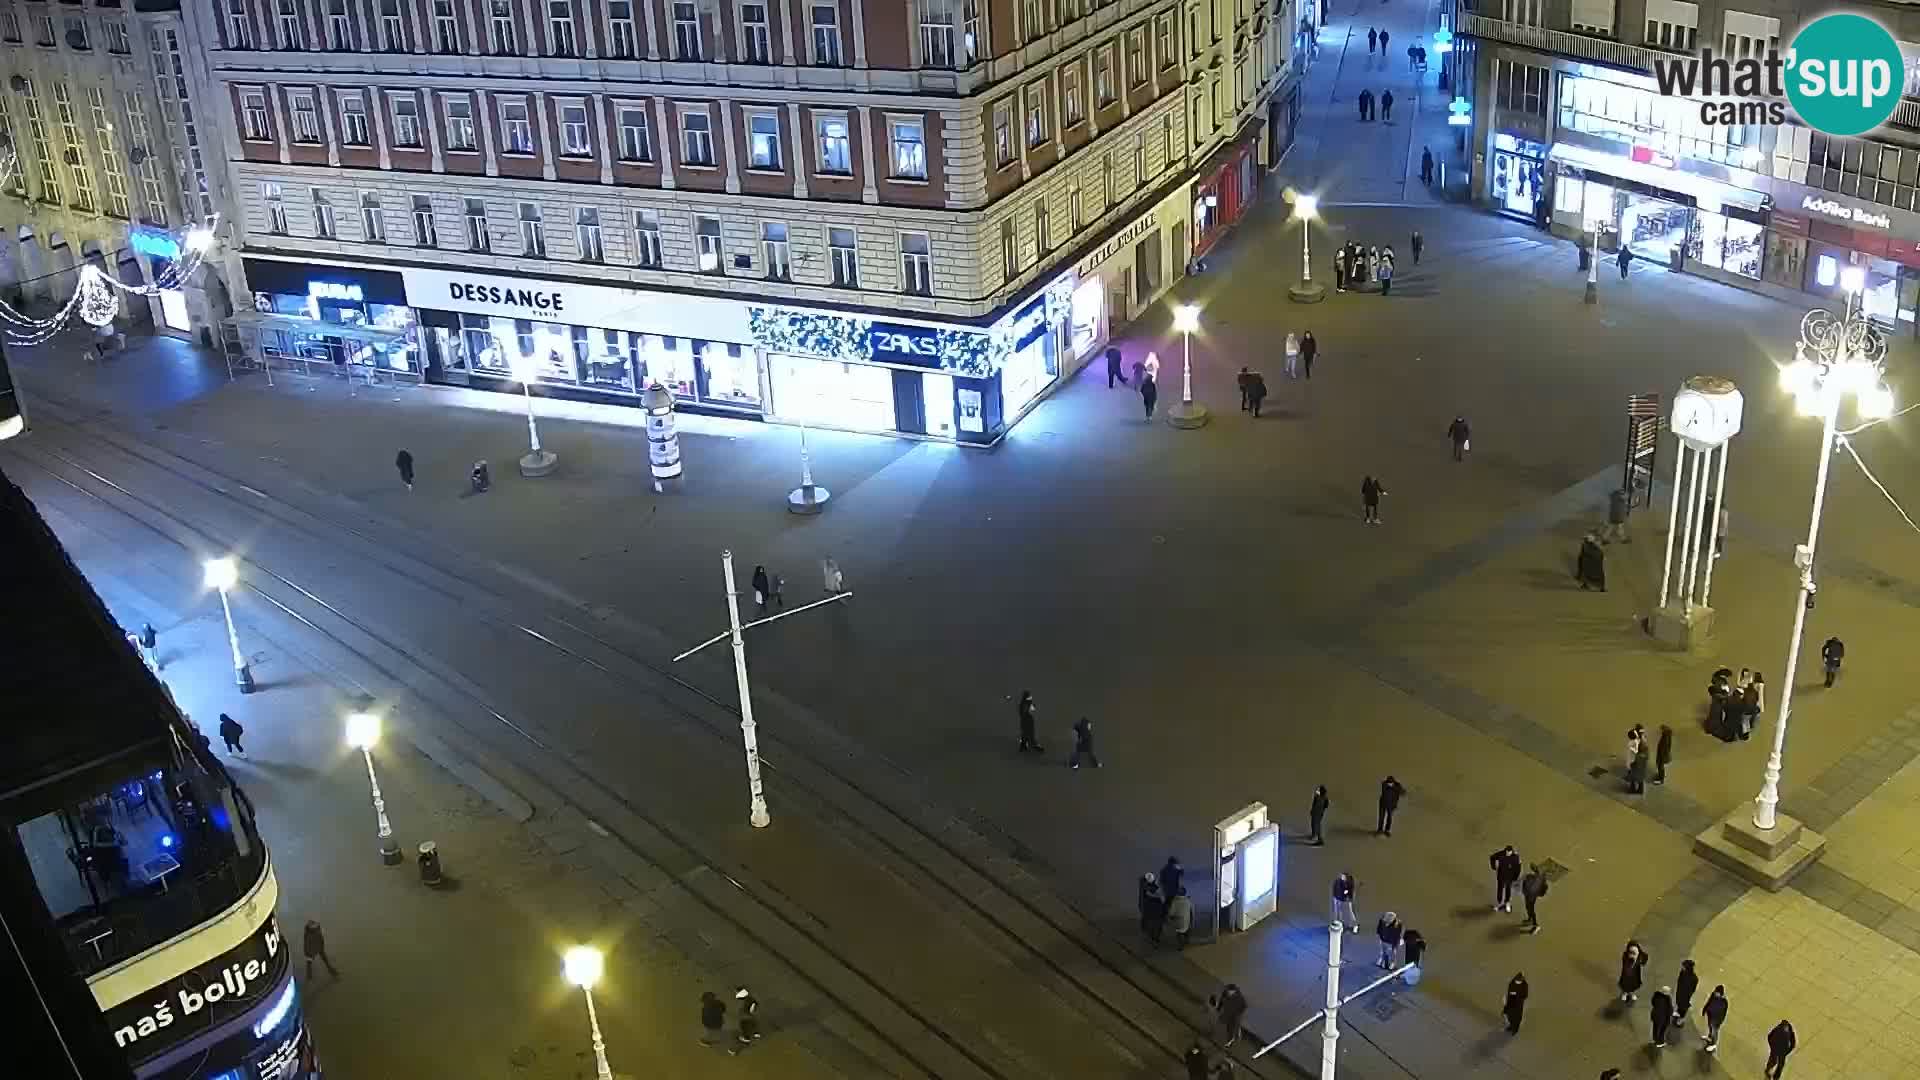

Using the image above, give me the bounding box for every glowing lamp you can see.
[202,556,238,591]
[1171,304,1201,335]
[563,946,605,989]
[345,711,381,750]
[1841,266,1866,294]
[1294,193,1319,220]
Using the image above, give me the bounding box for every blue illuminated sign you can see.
[867,321,942,366]
[129,227,181,260]
[1448,97,1473,126]
[308,281,365,303]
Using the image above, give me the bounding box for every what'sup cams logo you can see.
[1651,13,1905,137]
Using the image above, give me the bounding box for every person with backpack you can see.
[394,448,415,491]
[1520,863,1548,933]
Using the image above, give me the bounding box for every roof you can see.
[0,463,178,816]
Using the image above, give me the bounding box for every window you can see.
[548,0,576,55]
[680,108,713,165]
[325,0,349,49]
[390,95,422,147]
[608,0,637,57]
[900,232,931,295]
[962,0,979,65]
[1021,0,1040,41]
[992,102,1011,166]
[1062,66,1084,126]
[1501,0,1542,24]
[222,0,254,47]
[1103,152,1115,203]
[1133,135,1145,188]
[1069,183,1082,228]
[264,181,287,233]
[748,112,781,169]
[489,0,516,53]
[1156,13,1173,67]
[695,215,722,272]
[33,12,53,46]
[1643,0,1697,50]
[1186,6,1198,55]
[810,4,839,65]
[380,0,405,49]
[616,106,651,160]
[64,15,88,50]
[2,9,20,42]
[125,93,164,222]
[815,113,851,173]
[289,90,320,143]
[1035,197,1056,257]
[240,89,271,140]
[921,0,955,67]
[465,197,490,250]
[312,189,336,237]
[361,192,385,240]
[444,97,475,150]
[88,88,129,218]
[519,202,544,255]
[1094,48,1114,105]
[828,226,858,286]
[1025,82,1048,146]
[634,208,662,266]
[999,219,1016,279]
[762,222,790,280]
[434,0,458,51]
[1126,30,1146,86]
[673,1,699,58]
[340,92,370,145]
[577,207,604,261]
[1161,115,1172,168]
[501,99,533,152]
[889,118,925,179]
[408,194,436,246]
[275,0,302,47]
[741,3,769,62]
[105,19,129,52]
[560,102,591,156]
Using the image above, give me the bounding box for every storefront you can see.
[231,259,422,376]
[1192,120,1266,261]
[1063,186,1190,360]
[1546,140,1770,274]
[1490,133,1550,222]
[1783,196,1920,332]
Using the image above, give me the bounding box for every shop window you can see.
[639,334,697,398]
[741,3,770,63]
[583,329,635,392]
[771,354,892,431]
[696,215,723,273]
[900,232,932,295]
[829,227,858,286]
[763,222,791,280]
[466,198,490,251]
[634,208,662,267]
[520,202,545,256]
[703,342,761,407]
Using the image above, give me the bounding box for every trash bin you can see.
[417,841,443,887]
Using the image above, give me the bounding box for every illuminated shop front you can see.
[230,259,422,376]
[1546,141,1769,276]
[1065,187,1190,364]
[1192,120,1266,261]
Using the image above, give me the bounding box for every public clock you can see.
[1669,378,1745,447]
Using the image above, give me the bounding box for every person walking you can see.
[1300,330,1317,378]
[1618,941,1649,1002]
[729,986,763,1054]
[1237,366,1253,411]
[1650,985,1675,1047]
[1213,983,1249,1047]
[1308,784,1329,845]
[138,622,162,670]
[1673,959,1699,1028]
[394,448,415,491]
[1139,873,1167,944]
[1602,486,1631,543]
[1367,26,1377,52]
[700,990,727,1046]
[1822,635,1845,687]
[1411,230,1424,264]
[1421,147,1434,185]
[1017,690,1043,753]
[1142,350,1160,383]
[822,555,845,594]
[1069,716,1101,769]
[1131,356,1147,385]
[1502,973,1529,1034]
[1381,88,1395,122]
[1332,872,1359,932]
[1357,89,1371,121]
[1366,246,1380,286]
[1361,475,1386,524]
[1448,416,1471,461]
[1158,856,1184,899]
[1577,533,1607,591]
[1375,911,1403,969]
[1702,985,1729,1052]
[303,919,338,979]
[1140,374,1159,421]
[1106,345,1127,388]
[751,565,771,612]
[1654,725,1674,785]
[1247,372,1268,418]
[1378,29,1389,54]
[770,573,785,608]
[217,713,246,756]
[1490,845,1522,911]
[1519,862,1548,933]
[1167,887,1194,947]
[1764,1019,1796,1077]
[1185,1041,1211,1080]
[1617,244,1633,279]
[1375,775,1405,835]
[1284,332,1300,379]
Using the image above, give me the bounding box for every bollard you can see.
[417,841,444,887]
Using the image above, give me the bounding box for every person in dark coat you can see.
[1379,29,1389,54]
[1673,959,1700,1027]
[1247,372,1268,417]
[1106,346,1127,388]
[1300,331,1317,378]
[1411,230,1424,264]
[1017,690,1042,753]
[1361,475,1386,524]
[1708,667,1736,741]
[1401,929,1425,972]
[1577,533,1607,591]
[751,565,771,611]
[700,990,727,1045]
[1520,863,1547,933]
[1490,845,1522,912]
[1421,147,1435,185]
[1069,717,1100,769]
[1185,1041,1211,1080]
[1448,416,1471,460]
[1618,244,1633,279]
[1626,743,1649,794]
[1618,942,1648,1002]
[1131,357,1146,385]
[303,919,338,979]
[1159,856,1184,900]
[394,448,415,490]
[218,713,246,756]
[1822,635,1845,687]
[1650,985,1675,1047]
[1357,89,1372,121]
[1764,1019,1796,1077]
[730,986,762,1053]
[1212,984,1249,1047]
[1376,775,1405,835]
[1140,375,1158,420]
[1237,366,1253,410]
[1381,89,1395,122]
[1502,973,1529,1033]
[1702,985,1729,1052]
[1367,26,1377,52]
[1138,873,1167,944]
[1375,912,1403,969]
[1308,785,1329,845]
[1654,725,1674,785]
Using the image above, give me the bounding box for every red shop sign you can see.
[1769,210,1810,236]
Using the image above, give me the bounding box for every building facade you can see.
[188,0,1294,442]
[0,0,231,336]
[1461,0,1920,335]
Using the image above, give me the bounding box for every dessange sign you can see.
[402,267,753,341]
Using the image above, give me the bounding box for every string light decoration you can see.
[76,266,120,327]
[1,217,219,345]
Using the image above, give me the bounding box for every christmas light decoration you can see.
[1,215,220,345]
[76,266,120,327]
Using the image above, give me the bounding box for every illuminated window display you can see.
[1688,212,1763,279]
[769,354,894,430]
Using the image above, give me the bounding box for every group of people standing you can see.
[1623,723,1675,793]
[1137,856,1196,948]
[1706,667,1766,742]
[1334,242,1396,293]
[1355,87,1395,122]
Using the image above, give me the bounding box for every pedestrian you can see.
[1142,350,1160,383]
[1284,331,1300,379]
[1300,330,1317,378]
[1106,345,1127,388]
[822,555,845,594]
[1366,245,1379,285]
[1502,973,1529,1033]
[1577,533,1607,591]
[1381,89,1395,122]
[1375,774,1405,835]
[1421,147,1434,185]
[1334,244,1349,292]
[1069,716,1100,769]
[1375,911,1403,969]
[1702,985,1728,1052]
[1357,89,1370,121]
[1627,741,1649,794]
[303,919,338,979]
[1742,672,1766,740]
[1618,941,1648,1002]
[1715,500,1729,557]
[1247,372,1267,417]
[1617,244,1633,279]
[1519,863,1548,933]
[1237,366,1253,410]
[1601,486,1630,543]
[1361,475,1386,524]
[1822,635,1845,687]
[1654,725,1673,785]
[1212,983,1249,1047]
[1490,845,1522,911]
[729,986,762,1054]
[1673,959,1699,1027]
[218,712,246,756]
[1447,415,1470,460]
[394,448,414,490]
[1141,374,1158,420]
[1378,254,1393,295]
[1159,856,1184,900]
[770,573,785,608]
[751,565,771,611]
[1410,230,1423,264]
[700,990,727,1045]
[1368,26,1377,52]
[1308,784,1329,845]
[138,621,162,670]
[1167,887,1194,947]
[1627,723,1645,763]
[1017,690,1043,753]
[1764,1019,1796,1077]
[1401,929,1425,983]
[1132,356,1146,385]
[1332,872,1359,931]
[1407,43,1417,69]
[1378,29,1389,54]
[1139,873,1167,944]
[1185,1041,1211,1080]
[1650,985,1674,1047]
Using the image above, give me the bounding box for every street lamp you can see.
[1753,276,1892,832]
[1166,303,1209,428]
[345,712,404,865]
[786,422,831,515]
[1288,191,1326,304]
[563,947,615,1080]
[508,354,559,477]
[202,557,254,693]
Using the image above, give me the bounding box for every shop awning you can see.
[224,310,409,344]
[1549,143,1767,216]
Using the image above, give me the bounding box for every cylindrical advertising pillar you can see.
[640,382,683,493]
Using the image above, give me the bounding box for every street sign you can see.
[1623,394,1662,508]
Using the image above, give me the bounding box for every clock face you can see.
[1672,390,1718,440]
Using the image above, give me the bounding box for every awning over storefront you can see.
[1549,143,1767,215]
[224,310,409,346]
